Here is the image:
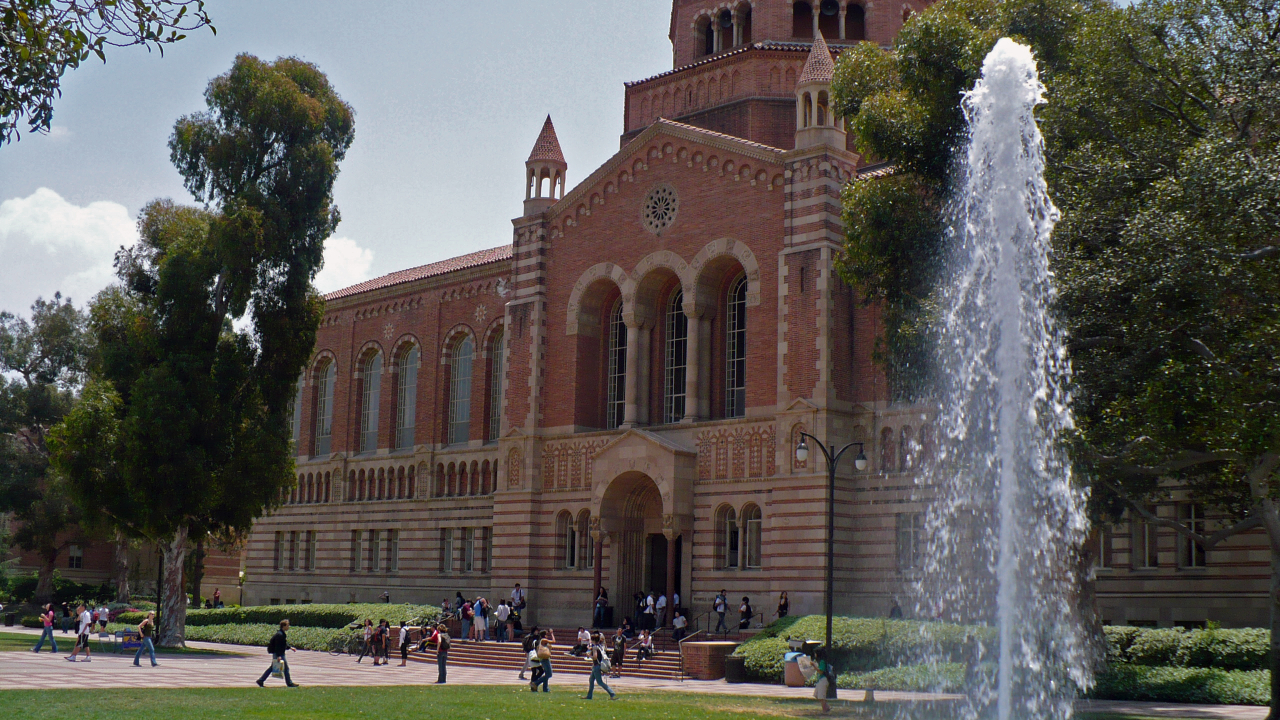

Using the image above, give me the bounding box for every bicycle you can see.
[327,629,364,657]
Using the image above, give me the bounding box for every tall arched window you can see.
[899,426,914,472]
[288,375,304,450]
[793,1,814,38]
[395,345,418,450]
[448,336,474,445]
[314,361,335,456]
[726,275,748,418]
[488,331,505,442]
[606,298,627,429]
[577,510,594,569]
[359,352,382,453]
[663,289,688,424]
[558,511,576,569]
[881,427,896,472]
[744,504,763,568]
[718,506,740,568]
[847,3,866,41]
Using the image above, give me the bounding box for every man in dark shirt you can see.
[256,619,299,687]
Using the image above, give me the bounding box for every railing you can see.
[676,629,707,682]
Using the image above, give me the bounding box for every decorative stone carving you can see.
[695,425,777,481]
[541,439,608,491]
[507,446,523,489]
[641,183,678,235]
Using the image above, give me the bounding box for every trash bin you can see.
[784,651,806,687]
[3,613,14,627]
[724,654,748,683]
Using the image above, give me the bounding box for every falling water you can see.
[916,39,1091,720]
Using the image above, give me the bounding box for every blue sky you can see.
[0,0,675,313]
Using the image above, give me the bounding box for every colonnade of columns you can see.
[619,309,714,428]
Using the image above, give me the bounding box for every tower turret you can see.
[524,115,567,216]
[794,32,846,150]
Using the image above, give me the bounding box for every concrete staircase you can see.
[407,629,686,681]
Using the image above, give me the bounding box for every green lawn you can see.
[0,632,247,656]
[0,686,1204,720]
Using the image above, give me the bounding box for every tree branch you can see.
[1102,479,1263,550]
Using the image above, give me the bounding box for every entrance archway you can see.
[600,472,672,621]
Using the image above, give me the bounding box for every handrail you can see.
[676,629,707,681]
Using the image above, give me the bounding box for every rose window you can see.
[641,184,679,235]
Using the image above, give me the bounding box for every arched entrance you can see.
[599,472,681,622]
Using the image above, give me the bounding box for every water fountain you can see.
[915,38,1092,720]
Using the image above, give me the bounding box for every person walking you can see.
[593,587,608,629]
[397,622,410,667]
[511,583,526,613]
[431,623,451,683]
[777,591,790,619]
[256,620,299,687]
[582,632,617,700]
[474,596,488,641]
[494,600,511,642]
[213,588,222,608]
[518,626,538,680]
[610,626,626,678]
[714,591,728,634]
[356,619,374,663]
[460,600,474,642]
[65,604,92,662]
[31,604,57,653]
[739,596,753,629]
[370,620,385,666]
[532,635,553,692]
[132,612,158,667]
[380,619,392,665]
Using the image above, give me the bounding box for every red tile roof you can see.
[528,115,566,164]
[626,40,856,87]
[324,245,512,301]
[799,32,835,85]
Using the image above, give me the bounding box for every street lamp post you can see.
[795,432,867,698]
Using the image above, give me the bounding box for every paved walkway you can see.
[0,625,1266,718]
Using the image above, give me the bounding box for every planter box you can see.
[680,641,740,680]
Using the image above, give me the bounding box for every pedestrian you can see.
[256,619,299,687]
[714,590,728,634]
[441,597,452,618]
[213,588,222,608]
[65,604,92,662]
[610,626,626,678]
[889,600,903,619]
[582,632,617,700]
[454,592,465,618]
[511,582,526,613]
[636,629,655,666]
[132,612,158,667]
[31,604,57,653]
[518,626,539,680]
[356,618,374,663]
[777,591,790,619]
[432,623,451,683]
[97,604,110,632]
[397,622,410,667]
[813,646,835,713]
[642,591,655,630]
[593,587,608,629]
[494,599,511,642]
[739,596,753,629]
[460,600,473,642]
[571,626,590,656]
[655,592,668,627]
[380,619,392,664]
[532,635,553,692]
[671,610,688,642]
[60,603,70,634]
[621,616,635,638]
[474,596,488,641]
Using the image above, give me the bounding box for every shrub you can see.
[1103,625,1268,671]
[183,603,442,629]
[115,611,148,625]
[838,662,969,692]
[1125,628,1185,666]
[181,623,358,652]
[736,636,790,682]
[1090,665,1269,706]
[20,615,42,628]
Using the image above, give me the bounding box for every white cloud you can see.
[0,188,137,314]
[314,236,374,294]
[47,126,72,140]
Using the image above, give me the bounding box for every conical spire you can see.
[528,115,565,164]
[798,31,835,85]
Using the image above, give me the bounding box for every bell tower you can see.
[794,32,845,150]
[524,115,567,217]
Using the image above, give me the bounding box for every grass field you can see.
[0,685,1203,720]
[0,632,248,656]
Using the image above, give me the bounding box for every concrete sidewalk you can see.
[0,624,1266,718]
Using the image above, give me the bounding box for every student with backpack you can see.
[256,620,299,687]
[430,623,451,683]
[582,632,617,700]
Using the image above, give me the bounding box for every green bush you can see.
[115,611,149,625]
[736,636,790,682]
[1103,625,1268,671]
[183,603,442,629]
[20,615,43,628]
[838,662,969,692]
[181,623,358,652]
[1090,665,1269,706]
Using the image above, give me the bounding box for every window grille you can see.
[1180,504,1206,568]
[369,529,380,572]
[395,347,418,450]
[744,505,763,568]
[449,338,474,444]
[664,289,688,423]
[488,333,504,441]
[360,353,382,453]
[726,275,747,418]
[349,530,361,572]
[896,513,924,571]
[314,362,335,455]
[441,528,454,574]
[606,299,627,429]
[463,528,476,572]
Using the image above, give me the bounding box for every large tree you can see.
[52,54,354,645]
[0,294,90,604]
[1,0,214,144]
[831,0,1280,713]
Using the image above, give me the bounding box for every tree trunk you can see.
[157,526,189,647]
[112,533,131,604]
[33,550,58,605]
[189,538,206,609]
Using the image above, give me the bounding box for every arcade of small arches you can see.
[691,0,875,60]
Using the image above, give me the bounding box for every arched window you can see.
[288,375,304,450]
[736,3,753,44]
[744,504,763,568]
[726,275,748,418]
[793,1,814,38]
[557,511,576,569]
[803,92,813,128]
[407,466,416,498]
[359,352,382,454]
[358,470,366,501]
[881,427,896,472]
[324,473,331,503]
[606,298,627,429]
[313,360,335,455]
[717,506,740,568]
[818,0,840,38]
[487,331,505,442]
[577,510,594,569]
[847,3,866,41]
[817,90,829,126]
[701,17,715,56]
[899,425,914,472]
[663,289,688,424]
[395,345,418,450]
[448,336,474,445]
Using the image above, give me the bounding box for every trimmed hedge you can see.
[838,662,968,692]
[1090,665,1269,706]
[181,623,358,652]
[1104,625,1268,671]
[182,603,442,629]
[20,615,42,629]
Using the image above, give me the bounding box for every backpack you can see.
[439,633,451,652]
[595,646,612,674]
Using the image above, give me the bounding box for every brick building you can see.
[242,0,1269,629]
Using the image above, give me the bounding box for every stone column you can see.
[682,313,703,423]
[839,6,847,39]
[636,324,652,425]
[664,516,678,628]
[713,25,722,53]
[591,518,605,621]
[813,6,820,38]
[622,321,640,427]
